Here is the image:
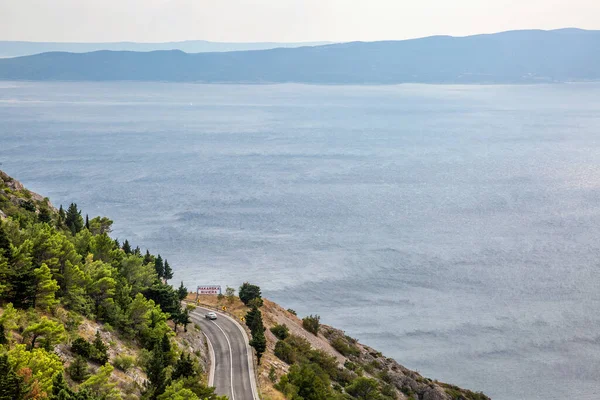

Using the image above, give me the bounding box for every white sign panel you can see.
[197,285,221,295]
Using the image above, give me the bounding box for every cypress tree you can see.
[250,327,267,363]
[160,333,171,355]
[0,323,7,345]
[177,282,188,301]
[143,250,153,265]
[134,246,141,256]
[163,260,173,282]
[245,306,263,334]
[85,214,90,230]
[154,255,164,279]
[178,309,191,332]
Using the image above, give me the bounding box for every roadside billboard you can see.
[197,285,222,295]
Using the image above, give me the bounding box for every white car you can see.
[205,312,217,320]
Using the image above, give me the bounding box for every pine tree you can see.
[68,356,90,383]
[91,331,109,364]
[0,220,10,260]
[9,241,37,308]
[113,238,120,249]
[65,203,84,235]
[33,263,59,310]
[146,344,168,398]
[172,353,196,380]
[134,246,141,256]
[122,240,132,254]
[163,260,173,282]
[22,316,66,350]
[38,207,52,223]
[0,354,23,399]
[154,255,164,279]
[239,282,262,305]
[51,373,74,398]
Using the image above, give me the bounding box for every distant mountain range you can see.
[0,28,598,84]
[0,40,333,58]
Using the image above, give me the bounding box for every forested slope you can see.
[0,169,224,400]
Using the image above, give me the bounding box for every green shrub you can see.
[331,337,360,357]
[287,309,297,316]
[344,360,357,371]
[378,369,393,384]
[285,335,312,356]
[270,324,290,340]
[381,383,397,398]
[137,348,152,368]
[248,297,264,308]
[274,340,296,364]
[113,355,135,372]
[345,377,379,398]
[269,366,277,383]
[302,315,320,335]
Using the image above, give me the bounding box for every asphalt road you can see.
[189,306,259,400]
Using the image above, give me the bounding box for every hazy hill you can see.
[0,28,598,84]
[0,40,332,58]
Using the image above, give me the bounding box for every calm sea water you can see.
[2,81,600,399]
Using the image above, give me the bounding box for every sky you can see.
[1,0,598,43]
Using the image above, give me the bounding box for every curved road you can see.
[189,306,259,400]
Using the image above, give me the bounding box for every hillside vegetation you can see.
[195,290,490,400]
[1,169,489,400]
[0,170,223,400]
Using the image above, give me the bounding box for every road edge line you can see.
[203,331,216,387]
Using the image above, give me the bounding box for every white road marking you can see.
[192,306,259,400]
[212,320,236,400]
[208,309,259,400]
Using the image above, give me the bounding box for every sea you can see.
[1,81,600,400]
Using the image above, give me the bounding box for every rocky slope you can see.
[195,295,489,400]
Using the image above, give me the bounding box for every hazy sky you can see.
[1,0,598,43]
